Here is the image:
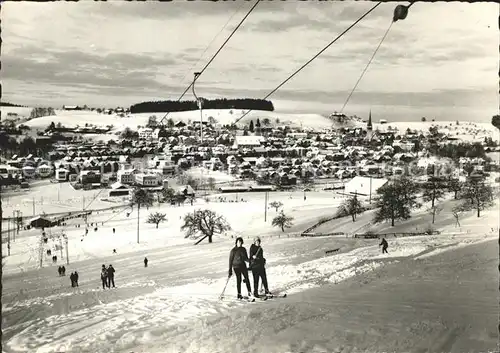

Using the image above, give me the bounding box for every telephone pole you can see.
[264,191,268,222]
[59,235,64,260]
[64,234,69,265]
[7,218,11,256]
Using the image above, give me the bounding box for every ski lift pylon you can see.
[393,3,414,22]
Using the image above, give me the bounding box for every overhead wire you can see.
[175,3,246,90]
[339,20,394,114]
[159,0,261,125]
[233,2,383,125]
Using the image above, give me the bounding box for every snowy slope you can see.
[2,191,497,353]
[20,109,335,132]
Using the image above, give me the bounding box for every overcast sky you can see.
[2,1,498,122]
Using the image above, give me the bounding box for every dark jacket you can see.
[229,246,249,271]
[249,244,266,269]
[107,266,115,277]
[74,272,79,281]
[380,239,388,247]
[101,268,108,280]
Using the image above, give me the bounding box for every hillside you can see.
[19,109,336,132]
[373,120,500,142]
[14,108,500,142]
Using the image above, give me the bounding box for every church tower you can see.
[366,110,373,140]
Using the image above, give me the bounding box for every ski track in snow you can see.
[3,232,495,353]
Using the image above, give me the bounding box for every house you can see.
[79,170,101,185]
[29,216,54,229]
[117,169,136,185]
[37,165,53,178]
[176,184,195,196]
[344,176,388,197]
[63,105,81,110]
[22,166,36,178]
[233,135,265,149]
[135,173,161,186]
[138,127,154,140]
[108,182,131,197]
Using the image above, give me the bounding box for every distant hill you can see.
[1,102,27,107]
[130,98,274,114]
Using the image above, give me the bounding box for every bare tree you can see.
[336,194,365,222]
[181,209,231,244]
[269,201,283,212]
[146,212,167,229]
[272,211,294,232]
[451,203,467,227]
[447,178,462,200]
[161,187,176,203]
[207,177,216,190]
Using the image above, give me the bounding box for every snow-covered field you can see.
[374,120,500,142]
[15,108,500,143]
[1,181,127,219]
[2,187,497,353]
[18,109,335,132]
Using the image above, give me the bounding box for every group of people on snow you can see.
[57,265,66,276]
[101,264,116,289]
[70,271,79,287]
[228,237,272,300]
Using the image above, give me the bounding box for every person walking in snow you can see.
[70,272,76,287]
[379,238,389,254]
[249,237,271,297]
[58,266,62,276]
[107,264,116,288]
[228,237,252,300]
[74,271,79,287]
[61,265,66,276]
[144,257,148,267]
[101,265,108,289]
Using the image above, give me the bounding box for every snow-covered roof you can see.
[234,135,265,146]
[344,176,388,196]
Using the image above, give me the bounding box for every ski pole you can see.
[219,276,230,300]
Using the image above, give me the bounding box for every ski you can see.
[265,293,287,299]
[220,296,255,303]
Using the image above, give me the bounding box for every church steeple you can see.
[367,110,373,131]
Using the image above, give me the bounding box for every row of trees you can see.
[129,98,275,114]
[336,176,494,228]
[131,174,495,247]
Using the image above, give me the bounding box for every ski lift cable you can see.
[159,0,262,125]
[82,188,106,211]
[176,3,246,89]
[339,19,394,114]
[233,2,383,126]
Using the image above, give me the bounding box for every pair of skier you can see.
[70,271,79,287]
[101,264,116,289]
[228,237,271,299]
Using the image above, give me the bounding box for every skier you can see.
[74,271,79,287]
[379,238,389,254]
[144,257,148,267]
[249,237,271,297]
[107,264,116,288]
[70,272,75,287]
[228,237,252,300]
[61,265,66,276]
[101,265,108,289]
